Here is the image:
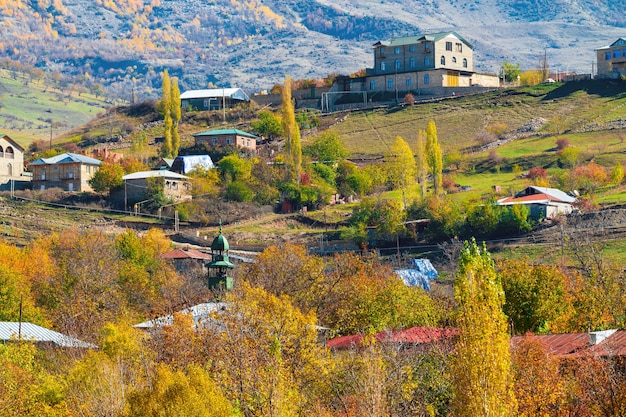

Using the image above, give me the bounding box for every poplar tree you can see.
[387,136,416,209]
[281,76,301,183]
[416,129,428,201]
[161,69,173,158]
[425,120,443,197]
[171,76,181,157]
[451,239,516,417]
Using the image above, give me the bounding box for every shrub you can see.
[527,167,547,180]
[555,137,570,152]
[224,181,254,202]
[404,93,415,105]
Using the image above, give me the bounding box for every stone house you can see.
[497,186,577,219]
[28,152,101,192]
[192,128,258,152]
[119,170,192,210]
[596,38,626,79]
[181,88,250,111]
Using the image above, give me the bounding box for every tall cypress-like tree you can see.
[416,129,428,202]
[281,76,301,183]
[161,69,173,158]
[387,136,416,209]
[425,120,443,197]
[451,239,516,417]
[171,76,181,157]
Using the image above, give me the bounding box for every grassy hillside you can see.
[0,69,108,148]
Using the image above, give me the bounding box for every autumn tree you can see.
[251,110,283,140]
[416,129,428,201]
[88,160,124,193]
[171,76,181,156]
[501,61,521,83]
[302,131,348,164]
[282,75,302,182]
[386,136,416,209]
[425,120,443,198]
[451,239,516,417]
[161,69,173,158]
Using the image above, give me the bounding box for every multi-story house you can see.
[596,38,626,79]
[0,134,25,184]
[192,128,258,152]
[28,152,101,192]
[328,31,499,110]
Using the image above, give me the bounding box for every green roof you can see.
[374,31,473,50]
[193,128,257,139]
[211,232,230,251]
[207,259,235,269]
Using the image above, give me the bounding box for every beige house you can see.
[192,128,257,152]
[0,134,25,184]
[28,152,101,192]
[596,38,626,79]
[121,170,192,210]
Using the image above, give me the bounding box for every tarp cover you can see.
[173,155,214,174]
[394,258,439,291]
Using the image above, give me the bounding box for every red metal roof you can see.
[161,249,212,260]
[327,326,460,349]
[511,330,626,358]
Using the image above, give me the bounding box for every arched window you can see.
[7,163,12,177]
[380,61,386,71]
[395,59,401,70]
[5,146,13,159]
[370,80,376,90]
[424,74,430,84]
[452,57,457,63]
[463,58,468,68]
[0,146,4,157]
[409,57,416,68]
[425,56,431,66]
[387,78,393,89]
[440,56,446,65]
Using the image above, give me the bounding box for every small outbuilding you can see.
[181,88,250,111]
[170,154,214,174]
[497,186,577,219]
[118,170,192,210]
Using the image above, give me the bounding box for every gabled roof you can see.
[123,170,188,180]
[180,88,250,102]
[374,31,473,49]
[497,186,577,206]
[327,326,460,350]
[171,155,214,173]
[193,128,257,139]
[0,322,96,348]
[161,248,212,261]
[133,302,227,329]
[28,152,101,166]
[0,134,25,152]
[511,330,626,358]
[596,38,626,50]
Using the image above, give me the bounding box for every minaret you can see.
[206,221,235,291]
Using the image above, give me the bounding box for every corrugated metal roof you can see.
[123,170,188,180]
[0,322,96,348]
[511,330,626,358]
[180,88,250,101]
[28,152,101,166]
[327,326,459,350]
[134,302,227,329]
[192,128,257,138]
[374,31,473,49]
[161,249,212,260]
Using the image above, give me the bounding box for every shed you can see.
[497,186,577,219]
[181,88,250,111]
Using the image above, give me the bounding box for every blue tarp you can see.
[394,258,438,291]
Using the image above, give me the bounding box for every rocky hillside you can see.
[1,0,625,100]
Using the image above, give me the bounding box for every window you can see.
[395,59,401,70]
[409,45,415,52]
[614,50,621,58]
[226,138,231,145]
[387,78,393,89]
[406,77,412,87]
[452,57,457,63]
[394,47,400,55]
[380,47,385,55]
[370,80,375,90]
[86,166,91,174]
[409,57,416,68]
[212,138,218,145]
[463,58,468,68]
[440,55,446,65]
[425,56,431,66]
[456,42,463,52]
[203,99,209,109]
[606,52,611,60]
[424,42,431,52]
[380,61,386,71]
[446,41,452,51]
[424,74,430,84]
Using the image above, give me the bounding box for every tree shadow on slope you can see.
[542,79,626,101]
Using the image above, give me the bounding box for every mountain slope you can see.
[0,0,625,100]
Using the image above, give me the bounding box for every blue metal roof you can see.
[29,152,101,166]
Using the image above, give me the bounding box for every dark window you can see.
[406,78,411,87]
[410,57,416,68]
[394,47,400,55]
[606,52,611,60]
[441,56,446,65]
[409,45,415,52]
[424,74,430,84]
[370,80,375,90]
[395,59,401,70]
[387,78,393,89]
[425,56,431,66]
[446,41,452,51]
[456,42,463,52]
[452,57,457,63]
[463,58,468,68]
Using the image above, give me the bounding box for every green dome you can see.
[211,231,229,251]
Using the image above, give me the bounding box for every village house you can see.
[192,128,258,152]
[118,170,192,210]
[161,248,212,274]
[596,38,626,79]
[326,31,499,110]
[180,88,250,111]
[0,134,26,188]
[28,152,101,192]
[497,186,577,219]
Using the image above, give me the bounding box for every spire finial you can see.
[219,219,222,234]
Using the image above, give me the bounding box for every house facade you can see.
[0,134,25,183]
[28,153,101,192]
[497,186,577,219]
[120,170,192,210]
[181,88,250,111]
[193,129,258,152]
[596,38,626,79]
